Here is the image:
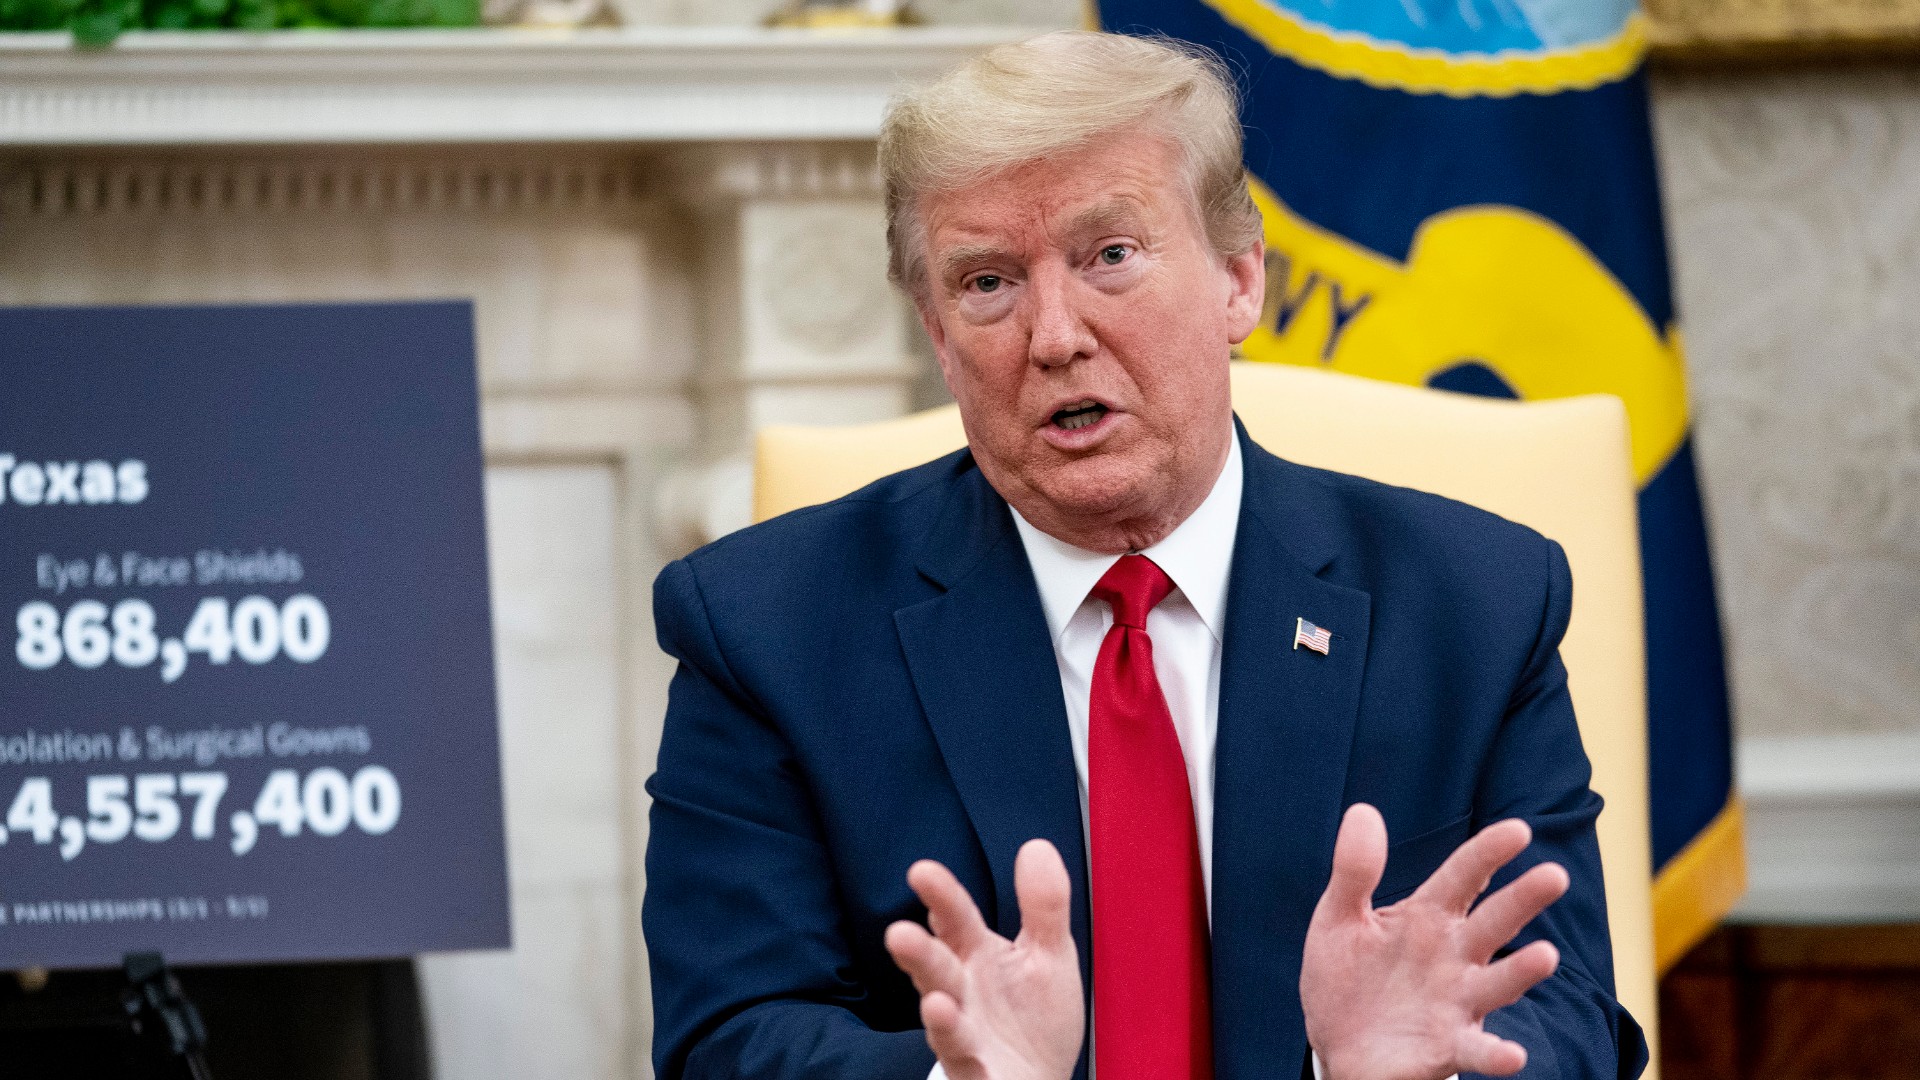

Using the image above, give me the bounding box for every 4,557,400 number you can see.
[0,766,399,861]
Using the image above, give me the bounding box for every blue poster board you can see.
[0,301,510,968]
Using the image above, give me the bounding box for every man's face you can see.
[914,125,1265,553]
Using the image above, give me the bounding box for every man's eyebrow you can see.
[937,244,1008,282]
[1064,200,1145,238]
[932,200,1146,282]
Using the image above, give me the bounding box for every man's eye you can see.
[971,275,1002,293]
[1099,245,1129,265]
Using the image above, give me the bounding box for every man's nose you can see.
[1026,267,1097,369]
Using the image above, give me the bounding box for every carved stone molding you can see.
[754,203,893,356]
[0,150,649,219]
[647,139,914,552]
[664,142,882,204]
[666,142,910,397]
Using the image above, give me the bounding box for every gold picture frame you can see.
[1646,0,1920,61]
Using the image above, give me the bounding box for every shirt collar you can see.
[1011,430,1243,644]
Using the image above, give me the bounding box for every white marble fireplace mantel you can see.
[0,25,1030,145]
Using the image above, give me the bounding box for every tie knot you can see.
[1091,554,1175,630]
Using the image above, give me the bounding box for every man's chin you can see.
[1023,460,1160,523]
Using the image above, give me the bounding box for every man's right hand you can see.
[885,839,1084,1080]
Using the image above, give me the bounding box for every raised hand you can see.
[884,839,1084,1080]
[1302,804,1569,1080]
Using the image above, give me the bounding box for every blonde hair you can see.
[879,30,1263,297]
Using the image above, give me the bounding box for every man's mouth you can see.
[1051,401,1110,431]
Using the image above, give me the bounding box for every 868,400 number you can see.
[15,595,330,681]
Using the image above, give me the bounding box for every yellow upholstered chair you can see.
[755,360,1659,1065]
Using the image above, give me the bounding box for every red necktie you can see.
[1089,554,1212,1080]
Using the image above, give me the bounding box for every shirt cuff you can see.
[1312,1051,1457,1080]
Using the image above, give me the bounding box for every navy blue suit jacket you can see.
[644,423,1647,1080]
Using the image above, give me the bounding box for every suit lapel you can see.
[1210,429,1373,1080]
[894,460,1094,1058]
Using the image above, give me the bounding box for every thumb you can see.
[1013,839,1074,952]
[1319,803,1388,921]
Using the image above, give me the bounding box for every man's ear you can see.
[1224,238,1267,346]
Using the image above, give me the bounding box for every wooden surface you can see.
[1659,924,1920,1078]
[1648,0,1920,61]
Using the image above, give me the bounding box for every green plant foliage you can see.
[0,0,477,42]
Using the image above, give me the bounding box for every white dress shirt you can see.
[1011,432,1243,913]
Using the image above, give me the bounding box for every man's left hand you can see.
[1301,804,1570,1080]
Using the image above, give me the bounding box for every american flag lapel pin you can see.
[1293,617,1332,656]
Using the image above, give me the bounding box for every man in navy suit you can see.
[644,30,1644,1080]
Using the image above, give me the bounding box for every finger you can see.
[1465,939,1560,1016]
[907,858,995,958]
[1412,818,1531,914]
[1461,861,1570,960]
[1454,1028,1528,1077]
[1317,804,1388,921]
[886,919,968,999]
[1013,839,1074,952]
[920,990,976,1067]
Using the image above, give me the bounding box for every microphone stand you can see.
[122,952,214,1080]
